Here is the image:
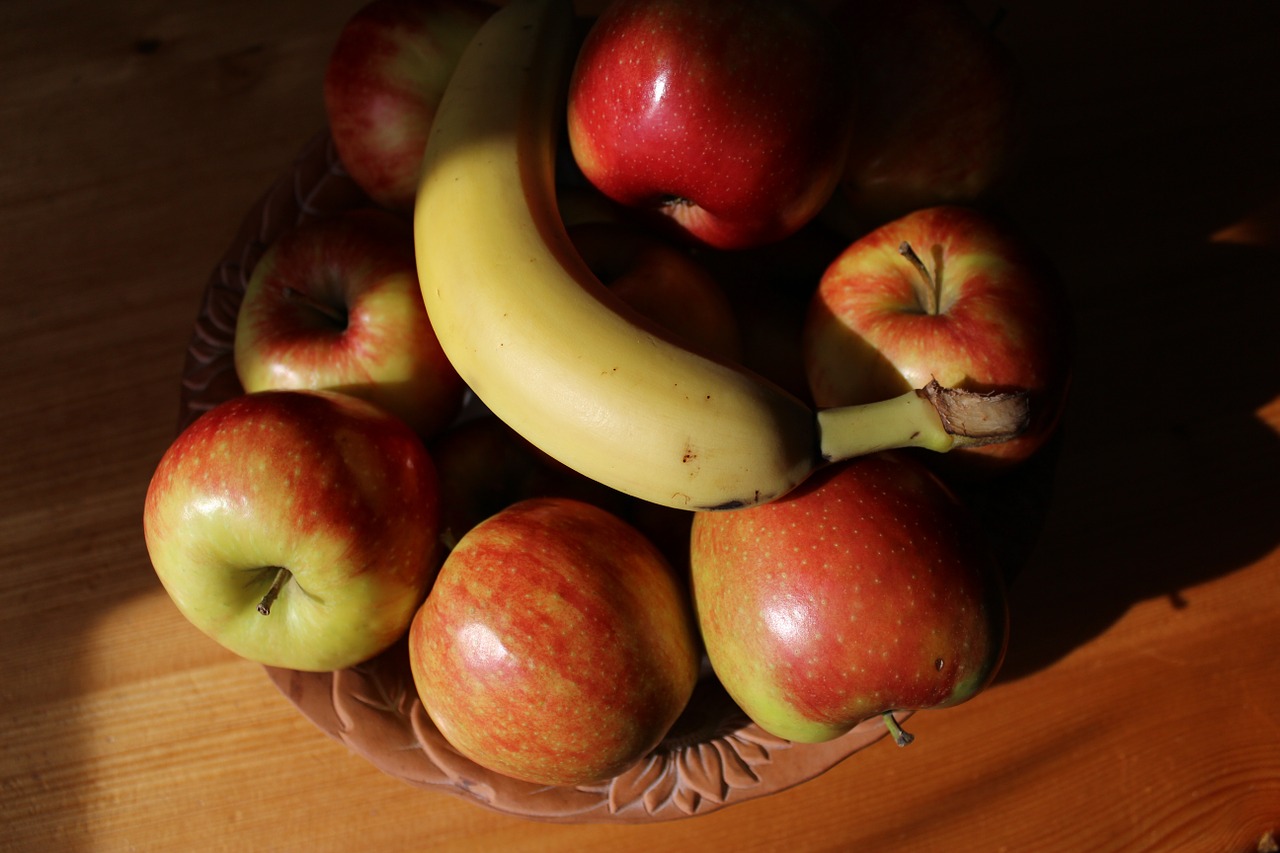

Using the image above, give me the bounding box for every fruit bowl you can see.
[180,130,1052,823]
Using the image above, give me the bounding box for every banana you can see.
[413,0,1027,511]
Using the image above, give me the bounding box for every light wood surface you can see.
[3,1,1278,851]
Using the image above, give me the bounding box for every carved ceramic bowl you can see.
[180,131,1051,823]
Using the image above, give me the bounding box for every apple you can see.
[570,220,742,362]
[803,205,1071,471]
[566,0,855,250]
[822,0,1023,228]
[690,451,1009,744]
[143,389,442,672]
[233,208,466,440]
[323,0,494,213]
[408,496,700,785]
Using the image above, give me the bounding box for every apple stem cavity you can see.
[283,286,348,331]
[898,241,941,316]
[882,712,915,747]
[257,567,291,616]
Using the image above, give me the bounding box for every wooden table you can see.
[4,1,1278,850]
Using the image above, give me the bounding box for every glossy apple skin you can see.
[566,0,854,250]
[690,452,1008,744]
[804,205,1071,470]
[233,208,465,440]
[323,0,493,213]
[143,390,442,672]
[822,0,1022,228]
[408,497,700,786]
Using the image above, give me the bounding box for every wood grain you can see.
[2,1,1277,851]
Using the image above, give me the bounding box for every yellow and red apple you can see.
[143,390,442,672]
[408,496,699,786]
[803,205,1072,470]
[324,0,494,213]
[233,208,465,440]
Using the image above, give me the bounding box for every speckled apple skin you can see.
[566,0,854,250]
[323,0,494,212]
[408,497,700,786]
[233,209,466,440]
[804,205,1072,469]
[143,389,442,672]
[690,452,1008,743]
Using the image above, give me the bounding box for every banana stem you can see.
[817,380,1030,463]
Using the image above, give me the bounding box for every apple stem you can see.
[898,241,940,316]
[257,567,291,616]
[282,286,348,330]
[883,712,915,747]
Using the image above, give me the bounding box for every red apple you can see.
[408,496,700,785]
[143,390,442,672]
[566,0,855,250]
[323,0,494,213]
[690,451,1008,744]
[233,208,466,440]
[823,0,1023,228]
[570,220,742,362]
[803,205,1071,471]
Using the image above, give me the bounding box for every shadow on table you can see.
[956,0,1280,682]
[990,161,1280,683]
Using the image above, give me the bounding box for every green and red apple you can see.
[804,205,1071,471]
[566,0,854,250]
[408,496,699,785]
[233,208,465,440]
[143,389,442,672]
[690,451,1009,744]
[324,0,494,212]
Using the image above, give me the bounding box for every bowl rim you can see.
[179,129,904,824]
